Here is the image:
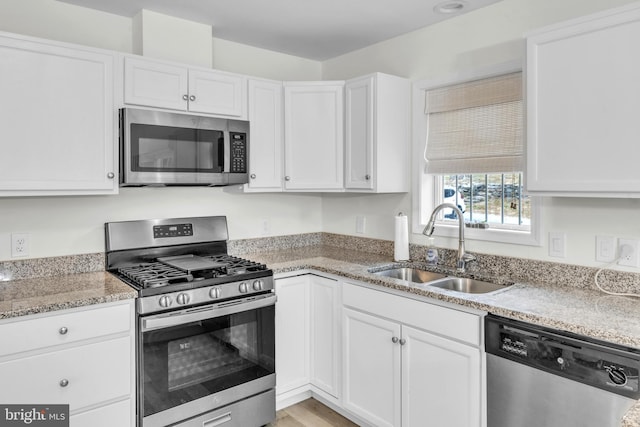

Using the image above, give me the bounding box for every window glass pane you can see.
[438,173,530,231]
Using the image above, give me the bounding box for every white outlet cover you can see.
[618,238,640,268]
[11,233,30,258]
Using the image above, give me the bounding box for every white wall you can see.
[321,0,640,269]
[0,0,323,261]
[2,0,639,269]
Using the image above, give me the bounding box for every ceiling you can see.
[56,0,502,61]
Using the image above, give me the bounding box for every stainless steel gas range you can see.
[105,216,276,427]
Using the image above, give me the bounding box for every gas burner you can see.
[118,262,194,289]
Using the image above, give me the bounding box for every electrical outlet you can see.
[11,233,30,258]
[356,216,366,234]
[618,239,640,268]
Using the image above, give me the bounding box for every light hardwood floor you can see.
[269,399,359,427]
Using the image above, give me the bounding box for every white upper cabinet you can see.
[345,73,410,193]
[245,78,284,191]
[283,82,344,191]
[0,32,117,196]
[526,3,640,197]
[124,56,247,119]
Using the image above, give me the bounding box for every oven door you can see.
[138,294,276,427]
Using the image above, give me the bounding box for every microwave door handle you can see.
[223,131,231,172]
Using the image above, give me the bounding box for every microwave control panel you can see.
[230,132,247,173]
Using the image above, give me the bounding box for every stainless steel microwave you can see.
[119,108,249,186]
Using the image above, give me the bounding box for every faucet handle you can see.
[462,253,476,262]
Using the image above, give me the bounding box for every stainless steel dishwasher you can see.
[485,315,640,427]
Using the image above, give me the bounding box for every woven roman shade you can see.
[424,72,523,174]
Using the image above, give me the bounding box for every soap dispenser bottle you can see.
[426,237,438,265]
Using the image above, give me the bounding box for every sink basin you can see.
[427,277,508,294]
[372,268,446,283]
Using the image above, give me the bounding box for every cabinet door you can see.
[309,275,340,399]
[188,70,247,118]
[123,56,188,111]
[402,325,481,427]
[345,76,374,190]
[283,82,344,191]
[275,276,310,395]
[342,307,401,427]
[345,73,410,193]
[0,35,117,196]
[246,79,283,191]
[526,4,640,196]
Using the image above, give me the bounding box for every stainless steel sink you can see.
[427,277,509,294]
[371,267,511,294]
[372,268,446,283]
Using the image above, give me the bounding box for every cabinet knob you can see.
[189,95,196,102]
[58,327,68,335]
[391,336,399,344]
[107,172,115,179]
[250,174,257,179]
[365,174,371,180]
[182,94,189,101]
[284,176,291,181]
[399,338,406,346]
[59,379,69,387]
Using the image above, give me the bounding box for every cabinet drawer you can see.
[0,302,132,357]
[0,336,131,410]
[343,283,480,346]
[71,399,132,427]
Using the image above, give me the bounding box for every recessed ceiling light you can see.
[434,0,467,14]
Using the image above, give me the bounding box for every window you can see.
[436,173,530,231]
[414,66,540,246]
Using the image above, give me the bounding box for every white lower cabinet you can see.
[275,274,310,395]
[342,282,483,427]
[0,300,135,427]
[275,274,341,407]
[275,274,485,427]
[343,307,401,427]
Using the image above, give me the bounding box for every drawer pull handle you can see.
[59,327,68,335]
[203,412,232,426]
[59,379,69,387]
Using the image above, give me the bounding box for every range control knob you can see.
[176,293,190,305]
[209,288,221,299]
[239,282,249,293]
[608,368,628,386]
[252,280,263,291]
[158,295,173,308]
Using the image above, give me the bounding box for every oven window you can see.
[131,124,224,172]
[140,304,275,417]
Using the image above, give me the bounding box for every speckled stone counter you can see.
[0,271,137,319]
[236,244,640,427]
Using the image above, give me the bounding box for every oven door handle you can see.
[141,294,277,332]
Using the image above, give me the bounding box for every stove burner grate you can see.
[118,262,194,288]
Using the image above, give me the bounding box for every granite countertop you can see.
[0,271,137,319]
[2,244,640,426]
[243,245,640,427]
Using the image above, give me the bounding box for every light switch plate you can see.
[596,235,616,262]
[548,232,566,258]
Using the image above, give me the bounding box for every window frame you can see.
[411,60,542,247]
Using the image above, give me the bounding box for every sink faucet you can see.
[422,203,476,273]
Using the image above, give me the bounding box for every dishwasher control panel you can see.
[486,315,640,399]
